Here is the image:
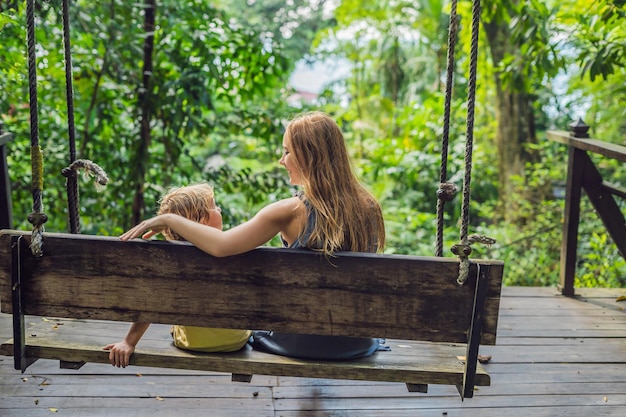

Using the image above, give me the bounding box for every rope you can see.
[436,0,460,257]
[456,0,490,285]
[25,0,47,257]
[61,0,80,234]
[25,0,107,246]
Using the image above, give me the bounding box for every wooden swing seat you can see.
[0,229,504,399]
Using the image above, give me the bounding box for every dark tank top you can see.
[250,194,380,360]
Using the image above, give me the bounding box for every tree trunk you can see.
[483,17,537,222]
[131,0,156,226]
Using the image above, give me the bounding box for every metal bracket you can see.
[11,235,36,372]
[458,263,489,400]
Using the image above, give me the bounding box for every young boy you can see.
[104,184,251,368]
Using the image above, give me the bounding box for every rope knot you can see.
[27,212,48,227]
[451,243,472,257]
[452,234,497,286]
[437,182,457,201]
[62,159,109,189]
[27,212,47,258]
[61,167,76,178]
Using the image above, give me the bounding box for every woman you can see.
[121,111,386,360]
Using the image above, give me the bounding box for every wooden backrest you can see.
[0,230,503,345]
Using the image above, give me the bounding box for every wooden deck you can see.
[1,286,625,416]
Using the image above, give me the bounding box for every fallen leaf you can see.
[52,325,59,330]
[49,408,58,413]
[478,355,492,364]
[604,396,608,402]
[135,373,142,377]
[616,295,626,302]
[155,396,164,401]
[39,379,50,386]
[42,318,50,322]
[21,377,28,382]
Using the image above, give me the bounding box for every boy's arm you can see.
[103,322,151,368]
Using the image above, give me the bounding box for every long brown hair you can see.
[285,111,385,255]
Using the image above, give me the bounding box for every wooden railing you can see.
[546,120,626,296]
[0,122,13,230]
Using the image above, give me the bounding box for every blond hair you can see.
[157,183,217,241]
[285,111,385,254]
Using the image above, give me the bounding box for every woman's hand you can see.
[120,214,171,241]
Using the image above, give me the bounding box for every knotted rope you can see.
[436,0,460,258]
[455,0,496,285]
[60,0,108,233]
[25,0,47,257]
[437,0,496,284]
[25,0,108,246]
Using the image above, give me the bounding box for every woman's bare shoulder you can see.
[258,196,305,218]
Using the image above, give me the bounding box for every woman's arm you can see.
[120,197,305,257]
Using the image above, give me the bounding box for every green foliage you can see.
[498,0,566,91]
[1,0,292,234]
[565,0,626,82]
[577,230,626,288]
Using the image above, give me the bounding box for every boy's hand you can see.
[103,341,136,368]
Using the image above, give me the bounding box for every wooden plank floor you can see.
[1,286,625,416]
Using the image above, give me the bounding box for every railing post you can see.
[0,121,14,230]
[558,119,589,296]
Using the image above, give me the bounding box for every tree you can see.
[481,0,625,219]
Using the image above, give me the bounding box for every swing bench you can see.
[1,0,504,401]
[0,229,503,399]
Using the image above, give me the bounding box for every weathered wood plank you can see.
[0,318,491,387]
[498,296,624,310]
[1,397,275,416]
[3,379,273,398]
[495,328,626,338]
[501,286,626,299]
[496,315,626,329]
[0,230,503,344]
[478,344,626,363]
[492,337,626,346]
[275,407,626,417]
[274,394,626,410]
[273,381,626,398]
[486,363,626,383]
